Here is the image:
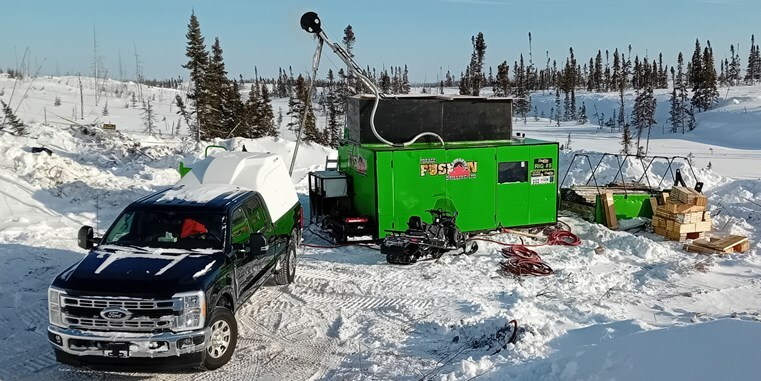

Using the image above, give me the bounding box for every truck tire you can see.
[275,232,297,285]
[204,308,237,370]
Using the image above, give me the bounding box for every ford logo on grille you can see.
[100,308,132,321]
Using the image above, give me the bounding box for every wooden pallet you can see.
[684,235,750,254]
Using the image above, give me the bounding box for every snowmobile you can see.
[381,209,477,265]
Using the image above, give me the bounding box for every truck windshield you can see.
[103,210,225,251]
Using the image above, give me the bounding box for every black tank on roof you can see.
[345,95,513,145]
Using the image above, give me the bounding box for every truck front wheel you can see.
[203,308,237,370]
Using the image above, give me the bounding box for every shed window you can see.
[498,161,527,183]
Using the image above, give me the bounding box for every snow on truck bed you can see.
[176,151,299,222]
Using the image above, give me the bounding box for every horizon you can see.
[2,0,760,83]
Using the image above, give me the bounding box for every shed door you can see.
[445,148,496,232]
[391,149,447,230]
[496,146,531,227]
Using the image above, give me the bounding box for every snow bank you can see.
[1,75,761,381]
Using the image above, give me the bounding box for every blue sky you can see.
[2,0,759,82]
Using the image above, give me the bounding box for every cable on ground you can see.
[500,246,553,276]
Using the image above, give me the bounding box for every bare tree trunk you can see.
[79,74,84,119]
[118,51,124,81]
[93,25,100,106]
[133,41,143,103]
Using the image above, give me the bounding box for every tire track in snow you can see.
[214,290,344,381]
[298,290,434,312]
[0,348,57,380]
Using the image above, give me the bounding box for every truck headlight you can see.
[48,287,67,328]
[173,291,206,331]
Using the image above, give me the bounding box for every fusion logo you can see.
[100,308,132,321]
[420,158,478,180]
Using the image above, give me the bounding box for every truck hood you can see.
[54,245,224,297]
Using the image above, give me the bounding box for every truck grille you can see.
[61,295,180,332]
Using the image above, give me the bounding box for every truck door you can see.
[243,197,278,289]
[231,205,256,300]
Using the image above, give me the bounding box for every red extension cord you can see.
[470,225,582,276]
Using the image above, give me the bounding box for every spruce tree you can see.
[515,55,531,117]
[325,69,342,146]
[466,32,486,95]
[689,39,703,89]
[686,104,697,131]
[692,41,718,112]
[565,48,578,118]
[459,68,470,95]
[578,102,588,125]
[701,43,719,109]
[594,50,603,91]
[668,85,681,134]
[611,49,621,94]
[554,87,562,126]
[288,75,320,144]
[493,61,509,97]
[746,35,761,84]
[676,53,689,133]
[141,99,158,134]
[342,25,360,94]
[259,83,277,138]
[621,122,632,154]
[379,69,391,93]
[175,95,193,136]
[727,44,741,86]
[276,68,288,98]
[181,11,208,141]
[631,63,656,155]
[245,82,262,138]
[401,65,411,94]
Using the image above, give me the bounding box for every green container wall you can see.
[340,141,558,238]
[527,144,559,225]
[338,144,378,219]
[594,193,654,223]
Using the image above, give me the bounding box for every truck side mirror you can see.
[249,233,268,254]
[78,226,94,250]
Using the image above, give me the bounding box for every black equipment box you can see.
[346,95,513,145]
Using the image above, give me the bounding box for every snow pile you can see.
[508,319,761,381]
[1,75,760,381]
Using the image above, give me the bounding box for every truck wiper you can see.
[98,243,150,253]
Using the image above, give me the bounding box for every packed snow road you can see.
[7,213,761,380]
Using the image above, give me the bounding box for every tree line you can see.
[181,11,277,142]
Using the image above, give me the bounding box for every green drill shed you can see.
[332,95,559,239]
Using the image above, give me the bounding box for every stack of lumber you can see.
[684,235,750,254]
[650,187,711,241]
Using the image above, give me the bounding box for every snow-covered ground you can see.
[1,74,760,380]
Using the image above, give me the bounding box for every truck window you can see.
[231,207,251,244]
[243,199,268,233]
[106,212,134,242]
[103,210,224,250]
